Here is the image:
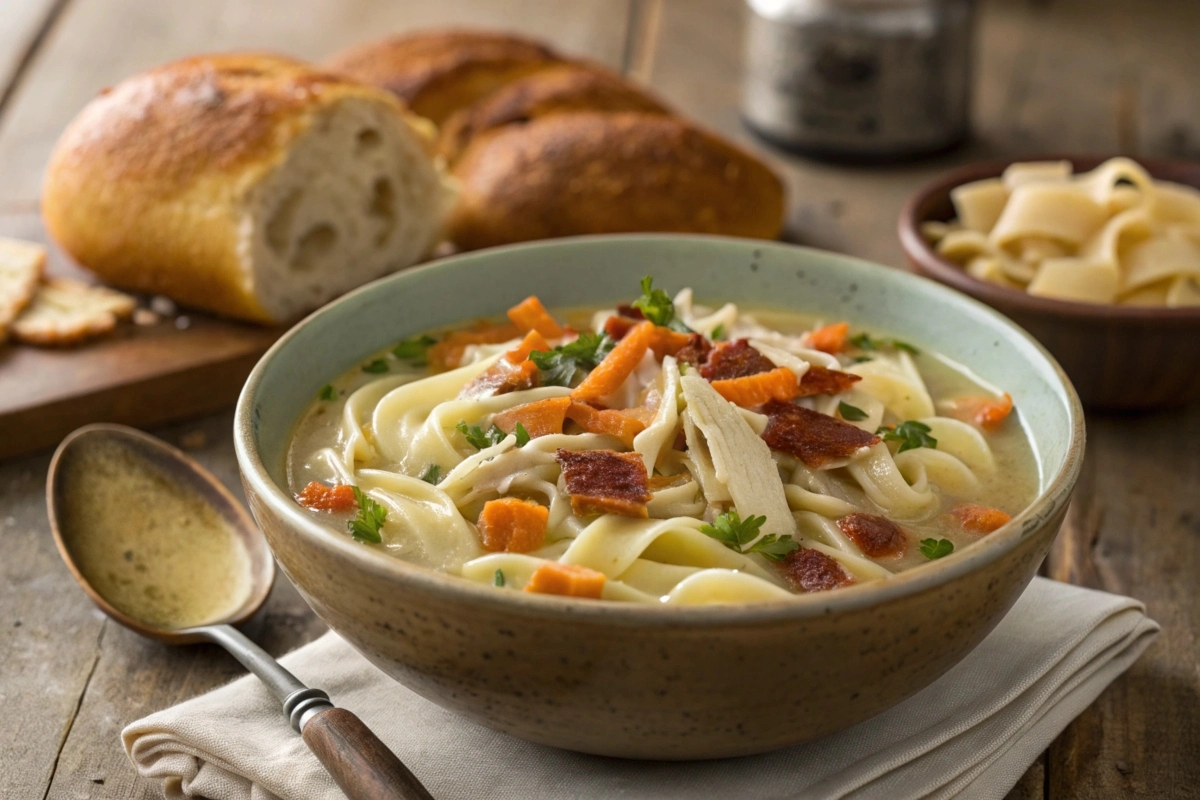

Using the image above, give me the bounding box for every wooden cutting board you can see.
[0,212,283,459]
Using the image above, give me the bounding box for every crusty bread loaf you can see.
[324,30,563,126]
[42,53,452,324]
[445,112,786,250]
[324,29,786,250]
[437,63,671,164]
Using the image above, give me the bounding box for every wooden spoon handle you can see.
[301,707,435,800]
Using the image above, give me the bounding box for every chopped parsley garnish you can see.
[494,569,506,587]
[392,334,436,365]
[529,332,615,387]
[699,509,800,562]
[419,464,442,485]
[919,538,955,560]
[361,359,389,374]
[878,420,938,453]
[456,420,508,450]
[631,276,692,333]
[348,487,386,543]
[852,355,873,363]
[849,332,920,355]
[711,323,728,341]
[514,422,531,447]
[838,402,868,421]
[318,384,337,401]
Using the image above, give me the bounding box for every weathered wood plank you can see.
[1046,409,1200,799]
[0,0,633,206]
[0,0,66,117]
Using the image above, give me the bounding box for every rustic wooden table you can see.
[2,0,1197,797]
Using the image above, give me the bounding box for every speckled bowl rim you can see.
[234,234,1085,629]
[898,155,1200,325]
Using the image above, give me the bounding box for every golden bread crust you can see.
[445,112,786,250]
[324,30,563,124]
[41,53,419,323]
[437,64,671,163]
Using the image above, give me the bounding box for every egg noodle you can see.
[288,281,1034,605]
[922,157,1200,306]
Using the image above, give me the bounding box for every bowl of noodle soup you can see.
[235,234,1084,759]
[899,156,1200,409]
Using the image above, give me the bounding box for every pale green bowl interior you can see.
[247,235,1074,502]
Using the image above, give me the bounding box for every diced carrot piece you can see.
[507,296,563,339]
[647,326,694,360]
[524,561,606,599]
[477,498,549,553]
[950,503,1012,534]
[429,322,521,371]
[506,330,551,364]
[805,322,849,354]
[572,321,654,401]
[950,393,1014,432]
[493,396,572,438]
[565,401,647,447]
[603,315,639,341]
[296,482,358,512]
[710,367,801,407]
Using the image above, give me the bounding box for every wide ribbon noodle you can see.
[290,285,1029,605]
[922,157,1200,306]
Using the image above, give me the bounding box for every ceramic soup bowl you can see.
[234,235,1084,759]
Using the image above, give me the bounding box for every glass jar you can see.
[743,0,976,162]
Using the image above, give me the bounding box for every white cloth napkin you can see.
[123,577,1158,800]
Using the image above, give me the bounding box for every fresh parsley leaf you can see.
[852,355,874,363]
[348,486,386,543]
[699,509,795,560]
[529,332,615,387]
[711,323,728,341]
[318,384,337,401]
[456,420,508,450]
[747,533,801,562]
[631,276,693,333]
[849,332,920,355]
[919,538,955,560]
[838,402,868,421]
[419,464,442,485]
[878,420,938,453]
[494,568,506,587]
[361,359,389,374]
[392,334,436,365]
[514,422,531,447]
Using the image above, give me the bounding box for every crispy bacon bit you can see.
[525,562,606,598]
[477,498,549,553]
[429,321,521,371]
[699,339,776,381]
[804,322,849,355]
[780,548,855,593]
[672,429,688,451]
[950,503,1012,534]
[796,365,862,397]
[459,358,539,400]
[603,314,640,341]
[673,333,712,367]
[761,401,881,468]
[556,449,651,518]
[837,513,907,557]
[616,304,645,320]
[296,481,358,512]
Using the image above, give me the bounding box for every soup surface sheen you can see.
[288,285,1037,605]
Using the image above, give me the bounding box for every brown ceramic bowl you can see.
[234,235,1085,759]
[899,156,1200,410]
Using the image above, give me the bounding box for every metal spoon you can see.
[47,424,434,800]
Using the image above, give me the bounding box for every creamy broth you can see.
[59,438,253,629]
[287,287,1038,604]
